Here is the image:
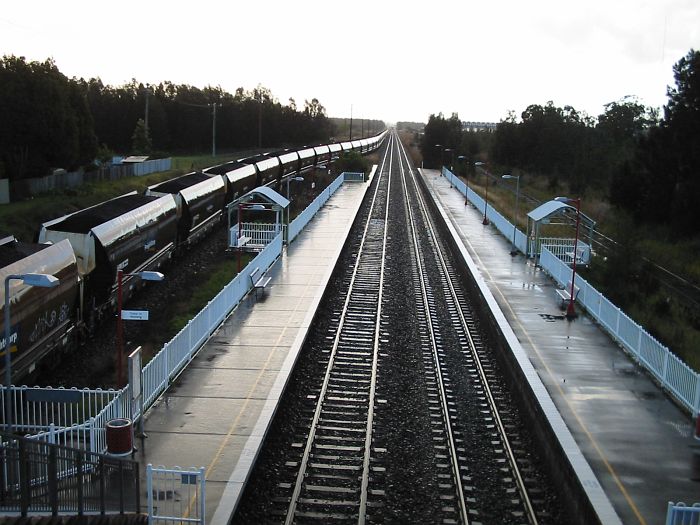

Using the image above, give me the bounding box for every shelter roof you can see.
[235,186,289,209]
[527,200,596,229]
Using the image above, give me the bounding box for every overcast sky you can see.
[2,0,699,125]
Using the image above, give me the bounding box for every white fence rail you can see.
[666,502,700,525]
[13,234,282,452]
[229,222,280,248]
[147,464,205,525]
[441,168,528,254]
[536,237,591,264]
[288,173,345,244]
[540,246,700,415]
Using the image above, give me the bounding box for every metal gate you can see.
[147,464,205,525]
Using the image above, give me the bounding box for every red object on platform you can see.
[106,418,133,455]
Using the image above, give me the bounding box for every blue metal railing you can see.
[441,167,528,254]
[666,502,700,525]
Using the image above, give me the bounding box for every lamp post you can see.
[444,148,454,172]
[554,196,581,320]
[457,155,468,203]
[475,162,490,225]
[502,174,521,256]
[116,270,164,387]
[4,273,59,433]
[434,144,443,173]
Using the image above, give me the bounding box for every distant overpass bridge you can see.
[462,121,497,132]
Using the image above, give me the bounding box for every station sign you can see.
[121,310,149,321]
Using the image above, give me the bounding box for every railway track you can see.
[235,131,566,523]
[279,133,394,522]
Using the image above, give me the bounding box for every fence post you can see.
[99,456,106,515]
[76,451,84,515]
[693,378,700,414]
[49,445,58,515]
[89,417,96,453]
[147,464,154,525]
[19,440,30,516]
[637,327,643,358]
[199,466,206,523]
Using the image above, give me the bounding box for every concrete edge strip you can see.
[211,177,373,525]
[420,169,622,525]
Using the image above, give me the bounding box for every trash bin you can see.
[106,418,133,456]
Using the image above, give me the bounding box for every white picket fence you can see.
[540,246,700,415]
[8,234,282,452]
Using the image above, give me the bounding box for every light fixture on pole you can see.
[554,196,581,320]
[475,162,490,225]
[116,270,164,387]
[4,273,59,433]
[502,174,521,256]
[457,155,469,205]
[434,144,444,173]
[443,148,455,171]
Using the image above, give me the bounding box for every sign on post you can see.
[121,310,149,321]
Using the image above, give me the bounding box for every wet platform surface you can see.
[132,180,370,524]
[422,168,700,525]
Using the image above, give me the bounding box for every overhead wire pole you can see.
[144,89,150,132]
[210,103,218,157]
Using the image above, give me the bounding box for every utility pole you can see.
[144,86,152,133]
[258,99,262,148]
[210,103,218,157]
[349,104,353,141]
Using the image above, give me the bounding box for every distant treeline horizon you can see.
[1,55,388,183]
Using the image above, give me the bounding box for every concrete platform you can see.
[422,168,700,525]
[132,180,371,524]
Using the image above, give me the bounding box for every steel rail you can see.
[396,134,540,525]
[395,131,471,524]
[284,133,394,524]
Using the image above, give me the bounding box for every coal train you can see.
[0,131,387,382]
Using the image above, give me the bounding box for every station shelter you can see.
[227,187,289,251]
[526,199,596,265]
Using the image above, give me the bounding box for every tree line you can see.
[0,55,336,182]
[421,49,700,238]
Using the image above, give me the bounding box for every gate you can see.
[147,464,205,525]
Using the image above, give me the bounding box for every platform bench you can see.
[555,281,580,308]
[250,267,271,298]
